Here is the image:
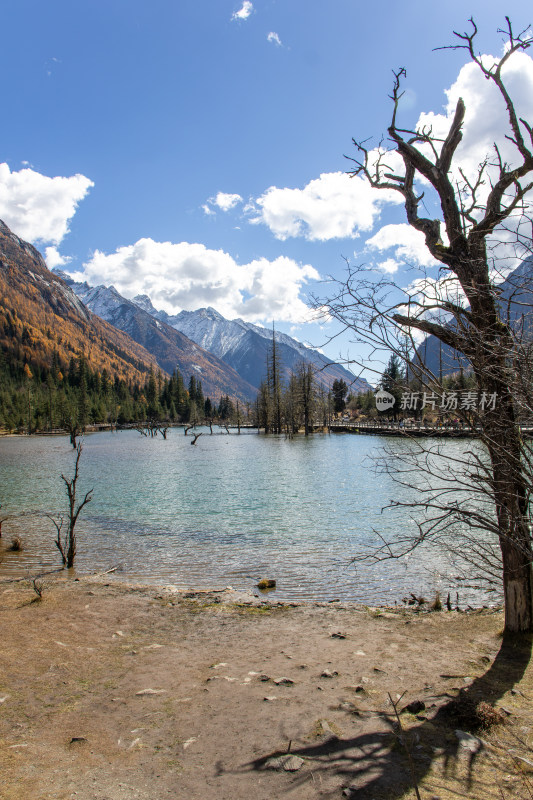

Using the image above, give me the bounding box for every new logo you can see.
[375,390,396,411]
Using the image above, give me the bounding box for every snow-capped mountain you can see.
[131,299,371,393]
[53,272,258,401]
[55,271,370,394]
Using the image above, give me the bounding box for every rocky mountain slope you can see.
[0,220,158,383]
[55,275,258,402]
[132,298,371,394]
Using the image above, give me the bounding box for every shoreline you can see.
[0,562,504,613]
[1,574,529,800]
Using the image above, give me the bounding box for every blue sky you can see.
[0,0,531,377]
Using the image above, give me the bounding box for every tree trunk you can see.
[483,376,533,632]
[500,536,533,632]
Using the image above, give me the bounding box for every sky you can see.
[0,0,532,379]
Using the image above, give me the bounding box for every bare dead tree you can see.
[190,432,203,445]
[319,18,533,632]
[136,420,169,438]
[48,442,93,568]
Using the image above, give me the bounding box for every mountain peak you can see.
[198,307,225,321]
[132,294,159,315]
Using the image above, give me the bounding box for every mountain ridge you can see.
[130,295,371,394]
[54,273,259,402]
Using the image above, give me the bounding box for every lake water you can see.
[0,429,499,605]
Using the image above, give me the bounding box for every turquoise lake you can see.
[0,429,498,605]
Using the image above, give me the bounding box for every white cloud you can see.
[378,258,400,274]
[213,192,242,211]
[251,48,533,259]
[231,1,253,21]
[251,171,402,241]
[44,246,72,269]
[0,163,93,245]
[366,224,439,268]
[77,238,319,324]
[203,191,243,214]
[398,50,533,256]
[420,51,533,190]
[267,32,282,46]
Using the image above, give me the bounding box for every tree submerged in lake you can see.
[48,442,93,569]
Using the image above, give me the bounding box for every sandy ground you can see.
[1,575,533,800]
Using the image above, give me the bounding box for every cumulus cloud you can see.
[267,31,282,46]
[366,224,439,268]
[251,171,402,241]
[395,50,533,264]
[0,163,93,245]
[248,47,533,259]
[377,258,400,275]
[77,238,319,324]
[419,51,533,194]
[44,246,72,269]
[231,1,253,21]
[203,191,243,215]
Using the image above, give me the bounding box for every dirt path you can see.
[1,577,532,800]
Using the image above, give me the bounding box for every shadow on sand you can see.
[237,631,533,798]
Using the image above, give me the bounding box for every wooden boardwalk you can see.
[328,421,533,438]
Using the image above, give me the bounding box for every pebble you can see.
[265,754,304,772]
[273,677,294,686]
[257,579,276,590]
[455,729,483,753]
[317,719,337,738]
[183,737,197,749]
[263,696,277,702]
[320,670,338,678]
[338,702,357,712]
[135,688,167,696]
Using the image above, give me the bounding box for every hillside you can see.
[55,276,258,403]
[0,220,158,384]
[132,301,371,394]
